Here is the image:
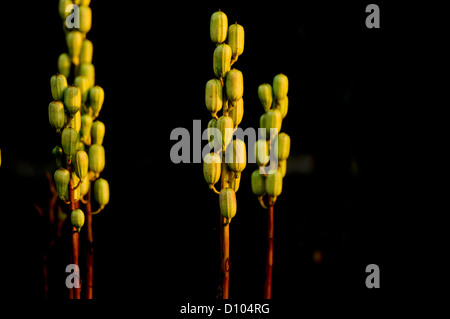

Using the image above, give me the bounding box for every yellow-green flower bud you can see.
[205,79,223,118]
[254,139,269,167]
[228,23,244,59]
[54,168,70,200]
[229,98,243,128]
[64,86,81,115]
[213,44,232,79]
[278,160,287,178]
[264,109,282,138]
[71,209,85,232]
[61,127,78,159]
[210,10,228,44]
[266,170,283,197]
[52,146,64,168]
[66,31,83,65]
[79,6,92,34]
[71,173,81,202]
[226,139,246,173]
[89,85,104,117]
[274,96,288,119]
[219,188,237,223]
[80,39,93,64]
[50,74,68,101]
[74,75,90,103]
[94,178,110,208]
[67,110,81,133]
[74,150,88,180]
[58,53,71,78]
[80,115,93,145]
[207,118,220,151]
[80,0,90,5]
[217,116,234,148]
[274,132,291,161]
[203,153,221,187]
[89,144,105,175]
[59,0,73,20]
[48,101,65,131]
[273,73,289,101]
[251,169,266,196]
[226,69,243,105]
[230,173,241,192]
[80,176,90,197]
[91,120,105,145]
[79,63,95,88]
[258,83,273,112]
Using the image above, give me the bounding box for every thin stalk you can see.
[85,185,94,299]
[264,196,274,299]
[219,143,230,299]
[69,171,81,299]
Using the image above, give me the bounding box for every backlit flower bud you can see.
[264,109,282,139]
[266,170,283,197]
[80,115,93,145]
[94,178,110,208]
[89,85,104,116]
[59,0,73,20]
[274,96,288,119]
[71,173,81,202]
[213,44,232,79]
[52,146,64,168]
[251,169,266,196]
[74,150,88,180]
[278,160,287,178]
[79,6,92,34]
[254,139,269,167]
[226,139,246,173]
[203,153,221,187]
[54,168,70,200]
[67,110,81,133]
[66,31,83,65]
[210,10,228,44]
[217,116,234,148]
[71,209,85,232]
[50,74,68,101]
[61,127,78,159]
[228,23,244,59]
[219,188,237,223]
[89,144,105,175]
[48,101,65,131]
[258,83,273,112]
[230,173,241,192]
[58,53,71,78]
[205,79,223,118]
[274,132,290,161]
[229,98,243,127]
[273,73,289,101]
[64,86,81,115]
[207,118,220,151]
[91,120,105,145]
[74,75,90,103]
[226,69,243,105]
[79,63,95,88]
[80,39,93,64]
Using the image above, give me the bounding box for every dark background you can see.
[0,0,443,311]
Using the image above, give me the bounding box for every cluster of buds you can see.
[252,74,291,206]
[203,10,246,224]
[50,0,109,232]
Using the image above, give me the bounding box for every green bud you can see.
[74,75,90,103]
[80,176,90,197]
[226,69,243,105]
[251,169,266,196]
[64,86,81,115]
[207,118,220,151]
[94,178,110,208]
[266,170,283,197]
[254,139,269,167]
[203,153,221,187]
[71,172,81,202]
[219,188,237,223]
[274,96,288,119]
[80,39,93,64]
[229,98,243,128]
[80,0,91,5]
[79,63,95,88]
[80,115,93,145]
[89,144,105,175]
[61,127,78,159]
[217,116,234,148]
[226,139,246,173]
[273,73,289,101]
[71,209,85,232]
[52,146,64,168]
[66,31,83,65]
[74,150,88,180]
[58,53,71,78]
[230,173,241,192]
[91,120,105,145]
[213,44,232,79]
[90,85,104,116]
[54,168,70,200]
[48,101,65,131]
[278,160,287,178]
[258,83,273,112]
[67,110,81,133]
[205,79,223,118]
[228,23,245,59]
[79,6,92,34]
[264,109,282,139]
[59,0,73,20]
[275,132,291,161]
[50,74,68,101]
[210,10,228,44]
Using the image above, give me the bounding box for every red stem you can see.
[264,197,274,299]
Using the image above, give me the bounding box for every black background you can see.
[0,0,444,311]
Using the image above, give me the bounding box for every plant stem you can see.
[85,185,94,299]
[69,170,81,299]
[264,196,274,299]
[219,145,230,299]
